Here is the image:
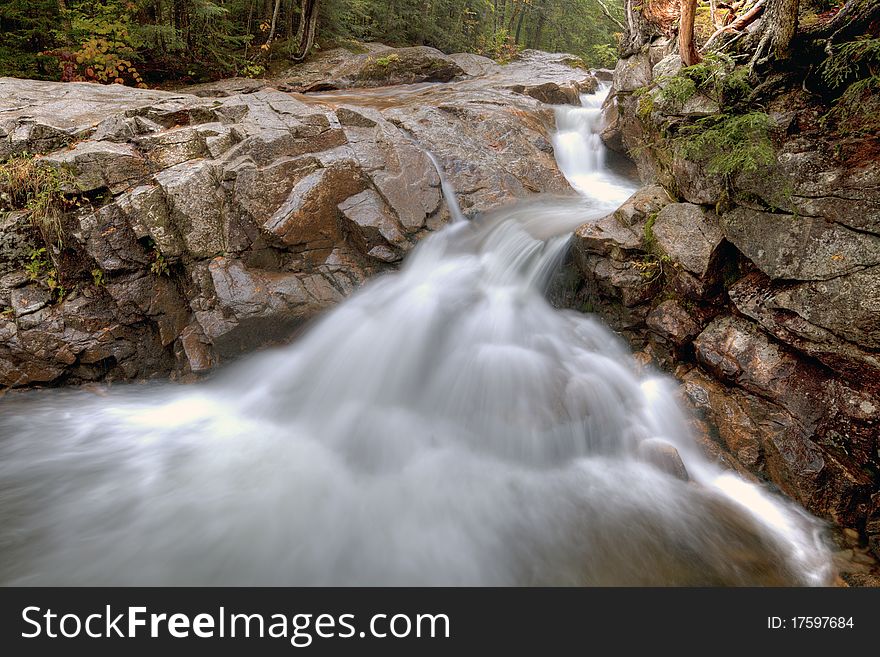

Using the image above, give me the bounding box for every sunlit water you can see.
[0,83,832,585]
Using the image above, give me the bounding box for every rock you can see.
[730,271,880,382]
[680,364,874,526]
[154,160,228,258]
[324,46,466,89]
[652,54,682,80]
[42,141,150,193]
[448,53,500,77]
[0,48,607,387]
[671,155,725,205]
[510,81,580,106]
[0,212,40,277]
[720,207,880,281]
[338,189,407,259]
[646,300,701,346]
[263,159,366,251]
[0,77,203,157]
[638,438,689,480]
[611,52,653,93]
[593,68,614,81]
[182,78,270,98]
[735,145,880,235]
[653,203,724,277]
[10,285,51,317]
[136,125,210,168]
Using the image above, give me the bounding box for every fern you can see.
[819,37,880,90]
[675,113,775,177]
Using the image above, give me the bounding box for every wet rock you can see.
[729,271,880,382]
[638,438,689,480]
[719,207,880,281]
[646,300,701,346]
[338,189,407,259]
[137,125,210,168]
[263,159,366,251]
[154,160,228,258]
[0,49,595,386]
[447,53,500,78]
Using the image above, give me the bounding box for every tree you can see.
[749,0,799,68]
[292,0,319,61]
[679,0,700,66]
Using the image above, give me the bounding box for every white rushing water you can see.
[0,85,832,585]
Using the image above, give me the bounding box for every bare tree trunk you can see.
[806,0,880,45]
[292,0,320,61]
[750,0,799,68]
[680,0,701,66]
[620,0,678,57]
[267,0,282,44]
[244,0,255,56]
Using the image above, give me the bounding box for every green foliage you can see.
[25,247,65,300]
[823,75,880,137]
[25,248,51,281]
[150,249,170,277]
[676,112,775,177]
[819,37,880,91]
[91,268,106,287]
[643,211,658,251]
[2,0,625,82]
[0,154,73,245]
[374,53,400,67]
[657,54,752,110]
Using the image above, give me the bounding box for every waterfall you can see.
[0,85,832,586]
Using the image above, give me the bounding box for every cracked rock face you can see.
[0,48,591,386]
[571,48,880,556]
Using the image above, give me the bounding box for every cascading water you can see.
[0,84,832,586]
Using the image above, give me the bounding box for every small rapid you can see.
[0,83,832,585]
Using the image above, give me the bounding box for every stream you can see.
[0,84,833,585]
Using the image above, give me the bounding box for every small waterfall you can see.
[0,84,833,586]
[552,85,635,205]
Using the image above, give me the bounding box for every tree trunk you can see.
[292,0,320,61]
[514,6,527,44]
[806,0,880,45]
[750,0,799,68]
[680,0,701,66]
[620,0,678,57]
[267,0,282,44]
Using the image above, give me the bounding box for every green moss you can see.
[656,54,752,111]
[374,53,400,68]
[643,211,659,251]
[675,112,775,177]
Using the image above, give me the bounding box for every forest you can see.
[0,0,624,83]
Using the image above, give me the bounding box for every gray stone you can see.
[338,189,407,257]
[43,141,149,193]
[154,160,227,258]
[720,207,880,281]
[653,203,724,277]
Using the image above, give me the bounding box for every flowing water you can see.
[0,85,832,585]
